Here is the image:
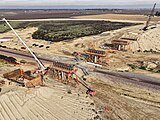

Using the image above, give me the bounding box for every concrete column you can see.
[55,70,58,79]
[61,72,64,80]
[94,56,97,63]
[118,45,121,51]
[92,55,94,63]
[64,72,67,80]
[58,71,61,80]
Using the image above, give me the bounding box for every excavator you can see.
[2,18,96,95]
[143,3,156,31]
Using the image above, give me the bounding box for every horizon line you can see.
[0,4,160,9]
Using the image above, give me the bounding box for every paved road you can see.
[77,63,160,89]
[1,47,160,89]
[93,68,160,90]
[0,48,75,65]
[94,68,160,84]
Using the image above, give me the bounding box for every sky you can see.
[0,0,159,9]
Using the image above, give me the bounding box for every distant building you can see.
[0,37,13,42]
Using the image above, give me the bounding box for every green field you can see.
[0,21,137,42]
[0,21,27,33]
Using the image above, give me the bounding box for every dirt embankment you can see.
[89,75,160,120]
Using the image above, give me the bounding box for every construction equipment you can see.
[2,18,96,95]
[2,18,47,73]
[50,61,96,95]
[75,74,96,96]
[143,3,156,31]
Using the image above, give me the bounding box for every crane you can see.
[2,18,96,95]
[2,18,47,73]
[143,3,156,31]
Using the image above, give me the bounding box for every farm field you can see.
[0,21,136,42]
[32,21,136,42]
[0,9,158,20]
[73,13,160,22]
[0,8,160,120]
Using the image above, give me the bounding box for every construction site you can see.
[0,2,160,120]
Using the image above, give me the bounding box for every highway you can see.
[0,48,75,65]
[1,47,160,90]
[92,68,160,90]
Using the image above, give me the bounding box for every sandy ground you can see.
[130,25,160,52]
[0,26,129,58]
[89,75,160,120]
[0,62,99,120]
[0,24,145,55]
[0,85,97,120]
[0,23,160,74]
[0,27,96,57]
[1,16,160,119]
